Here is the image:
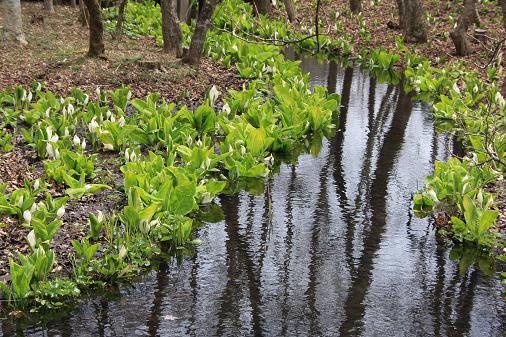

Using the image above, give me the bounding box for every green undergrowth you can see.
[106,0,505,289]
[0,5,340,308]
[106,0,505,250]
[404,61,505,250]
[1,0,504,311]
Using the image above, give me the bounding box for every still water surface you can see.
[1,58,504,337]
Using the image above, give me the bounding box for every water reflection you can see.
[1,59,505,337]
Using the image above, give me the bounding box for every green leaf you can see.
[246,127,273,157]
[139,202,160,224]
[205,180,227,195]
[479,209,498,233]
[122,206,140,232]
[274,85,296,107]
[9,258,34,298]
[170,182,197,216]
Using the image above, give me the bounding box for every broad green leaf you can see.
[170,182,197,216]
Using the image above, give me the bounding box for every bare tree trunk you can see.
[283,0,297,21]
[396,0,405,28]
[82,0,105,57]
[402,0,427,43]
[186,0,204,23]
[350,0,361,14]
[79,0,89,27]
[450,0,479,56]
[187,1,197,23]
[115,0,128,36]
[44,0,55,13]
[71,0,77,8]
[1,0,27,45]
[161,0,183,57]
[472,0,480,26]
[183,0,219,65]
[253,0,270,15]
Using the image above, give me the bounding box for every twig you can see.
[466,33,495,53]
[445,37,505,70]
[315,0,320,53]
[214,25,318,46]
[479,38,505,69]
[213,25,319,55]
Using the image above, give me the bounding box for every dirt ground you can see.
[0,3,245,104]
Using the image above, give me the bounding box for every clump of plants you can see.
[1,0,504,311]
[0,17,340,308]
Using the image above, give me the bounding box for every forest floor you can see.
[0,147,125,278]
[0,3,247,278]
[280,0,505,76]
[0,3,245,105]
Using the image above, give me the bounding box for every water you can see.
[1,59,504,337]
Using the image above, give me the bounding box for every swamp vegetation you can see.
[0,0,505,335]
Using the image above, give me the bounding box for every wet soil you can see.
[0,146,126,277]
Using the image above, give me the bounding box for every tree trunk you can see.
[472,0,480,26]
[161,0,183,57]
[283,0,297,22]
[115,0,128,36]
[396,0,405,29]
[186,0,204,23]
[350,0,361,14]
[82,0,105,57]
[183,0,219,65]
[402,0,427,43]
[79,0,89,27]
[1,0,27,45]
[450,0,479,56]
[187,1,197,23]
[44,0,55,13]
[71,0,77,8]
[253,0,270,15]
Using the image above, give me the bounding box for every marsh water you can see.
[1,58,505,337]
